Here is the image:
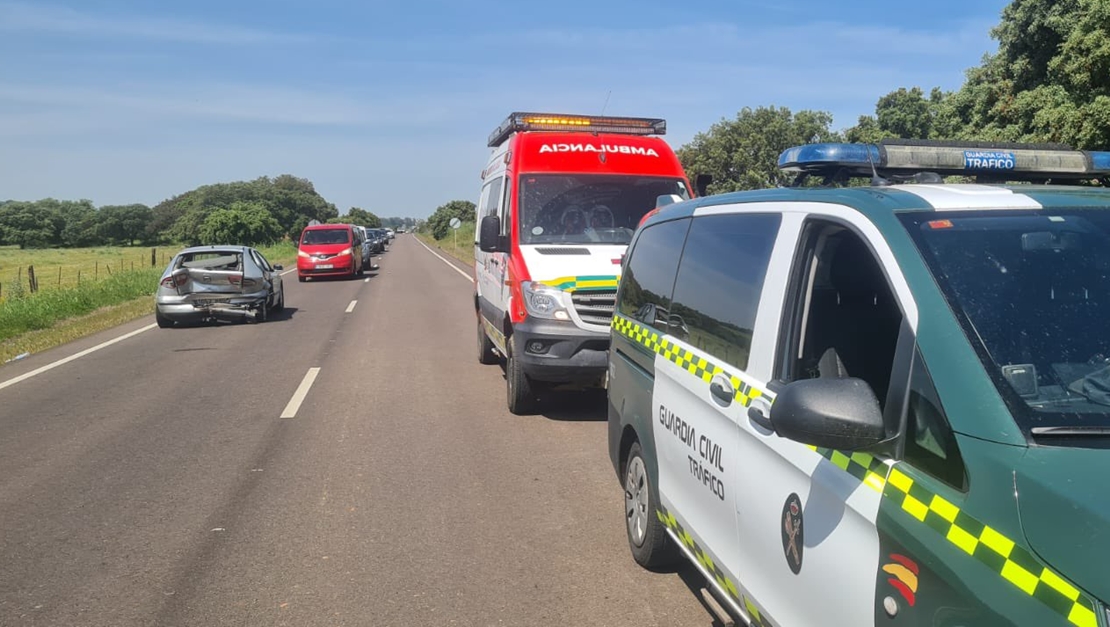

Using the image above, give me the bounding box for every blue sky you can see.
[0,0,1010,218]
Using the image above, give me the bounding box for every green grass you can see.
[417,223,476,264]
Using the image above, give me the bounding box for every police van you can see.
[475,113,703,414]
[608,140,1110,627]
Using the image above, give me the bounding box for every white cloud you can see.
[0,1,313,45]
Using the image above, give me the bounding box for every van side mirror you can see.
[695,173,713,197]
[479,216,504,252]
[768,378,885,450]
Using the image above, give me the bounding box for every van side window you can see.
[668,214,781,370]
[904,348,967,490]
[783,225,904,410]
[482,177,503,220]
[617,218,691,333]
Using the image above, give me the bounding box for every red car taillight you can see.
[228,274,243,287]
[161,274,187,288]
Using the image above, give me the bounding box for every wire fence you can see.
[0,248,171,304]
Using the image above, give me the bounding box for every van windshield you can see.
[518,174,689,245]
[302,229,350,245]
[902,210,1110,434]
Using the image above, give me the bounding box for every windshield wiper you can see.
[1031,426,1110,436]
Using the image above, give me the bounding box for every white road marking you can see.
[363,278,369,283]
[0,323,157,392]
[415,237,471,282]
[281,367,321,418]
[280,268,296,276]
[345,300,357,313]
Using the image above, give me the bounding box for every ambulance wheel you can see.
[477,318,498,365]
[506,337,536,415]
[625,441,678,570]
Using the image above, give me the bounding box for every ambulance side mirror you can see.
[768,378,885,450]
[695,173,713,197]
[479,216,504,253]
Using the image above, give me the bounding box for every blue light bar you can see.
[778,141,1110,182]
[778,143,881,170]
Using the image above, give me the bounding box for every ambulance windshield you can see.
[903,210,1110,433]
[518,174,689,245]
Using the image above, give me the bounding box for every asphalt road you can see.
[0,235,719,627]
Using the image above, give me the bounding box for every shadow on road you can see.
[536,387,608,422]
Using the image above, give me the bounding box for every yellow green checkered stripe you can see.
[538,275,619,292]
[614,315,1099,627]
[657,508,740,602]
[884,468,1097,627]
[810,447,889,493]
[612,315,764,407]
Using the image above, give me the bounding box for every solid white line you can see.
[280,367,321,418]
[415,237,471,282]
[0,323,157,392]
[363,277,369,283]
[280,268,296,276]
[345,300,357,313]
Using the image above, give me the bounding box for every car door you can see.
[728,203,919,627]
[650,210,783,609]
[251,249,280,302]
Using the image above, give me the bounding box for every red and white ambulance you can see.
[474,113,703,414]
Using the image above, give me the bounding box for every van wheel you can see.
[155,310,174,329]
[506,338,536,415]
[625,441,679,570]
[477,318,498,365]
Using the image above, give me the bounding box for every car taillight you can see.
[228,274,242,286]
[161,274,187,288]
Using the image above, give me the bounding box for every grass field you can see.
[417,223,475,265]
[0,242,298,363]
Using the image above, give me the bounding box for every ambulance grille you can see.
[571,290,617,326]
[536,247,590,255]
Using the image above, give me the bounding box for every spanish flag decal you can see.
[883,554,920,607]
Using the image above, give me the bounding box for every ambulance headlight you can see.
[522,281,568,320]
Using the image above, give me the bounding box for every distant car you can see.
[367,228,388,253]
[385,228,395,240]
[297,223,364,281]
[155,245,285,328]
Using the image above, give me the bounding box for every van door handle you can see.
[710,374,734,408]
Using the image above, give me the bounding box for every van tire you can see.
[625,441,679,571]
[477,318,498,365]
[506,337,537,415]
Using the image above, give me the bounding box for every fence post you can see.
[131,260,134,272]
[95,261,98,280]
[28,265,37,293]
[106,263,112,276]
[151,248,156,267]
[78,270,81,286]
[58,266,62,286]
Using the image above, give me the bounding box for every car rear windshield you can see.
[518,174,689,246]
[901,209,1110,434]
[176,252,242,271]
[302,229,350,245]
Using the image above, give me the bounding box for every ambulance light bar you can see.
[488,112,666,147]
[778,140,1110,182]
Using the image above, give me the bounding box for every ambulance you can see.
[474,113,703,414]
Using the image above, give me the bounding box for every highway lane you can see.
[0,236,716,627]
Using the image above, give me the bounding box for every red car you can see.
[296,224,364,282]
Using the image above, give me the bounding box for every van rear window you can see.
[519,174,689,245]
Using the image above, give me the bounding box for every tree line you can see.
[0,174,419,249]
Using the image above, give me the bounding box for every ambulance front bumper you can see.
[513,318,610,384]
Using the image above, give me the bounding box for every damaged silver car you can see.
[155,246,285,328]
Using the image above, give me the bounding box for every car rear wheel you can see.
[477,317,498,365]
[273,288,285,312]
[625,441,679,570]
[155,309,174,329]
[506,336,537,415]
[255,299,269,324]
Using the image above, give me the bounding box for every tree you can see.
[345,207,381,228]
[198,202,283,246]
[676,107,841,193]
[0,201,63,248]
[427,200,476,240]
[98,204,153,245]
